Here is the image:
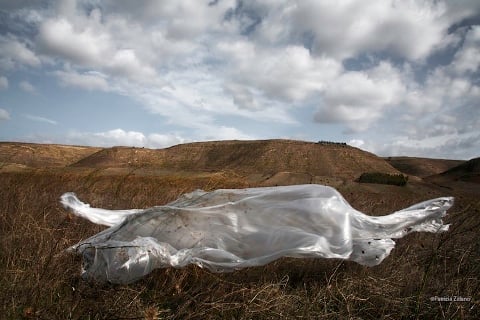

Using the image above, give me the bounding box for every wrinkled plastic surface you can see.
[61,184,453,284]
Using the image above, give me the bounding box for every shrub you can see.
[357,172,408,186]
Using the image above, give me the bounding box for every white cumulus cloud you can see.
[147,133,187,148]
[0,108,10,121]
[54,70,110,91]
[0,35,40,69]
[37,8,162,85]
[217,41,341,103]
[315,62,406,131]
[37,15,109,66]
[66,128,187,148]
[348,139,365,149]
[254,0,449,60]
[19,81,36,93]
[450,26,480,74]
[65,126,254,148]
[93,129,146,147]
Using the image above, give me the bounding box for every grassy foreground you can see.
[0,169,479,319]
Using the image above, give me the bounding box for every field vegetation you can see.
[0,141,478,319]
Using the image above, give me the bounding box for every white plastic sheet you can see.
[61,184,453,284]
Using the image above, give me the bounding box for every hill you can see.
[0,142,101,168]
[70,139,401,181]
[385,156,463,178]
[437,157,480,183]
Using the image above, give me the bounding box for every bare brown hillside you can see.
[0,142,101,168]
[385,156,464,178]
[429,157,480,184]
[71,140,400,180]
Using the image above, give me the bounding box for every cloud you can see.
[314,62,406,131]
[147,133,186,148]
[450,26,480,74]
[36,8,161,84]
[54,70,110,91]
[37,16,109,66]
[348,139,365,149]
[390,27,480,147]
[443,1,480,25]
[108,49,157,81]
[0,76,8,90]
[30,0,473,136]
[217,42,341,103]
[224,82,261,111]
[200,125,256,141]
[251,0,450,61]
[0,108,10,121]
[0,0,45,11]
[0,35,40,69]
[92,129,146,147]
[100,0,236,39]
[371,132,480,160]
[65,126,254,148]
[19,80,36,93]
[122,65,297,129]
[66,128,186,148]
[24,114,57,125]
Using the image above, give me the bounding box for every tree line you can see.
[357,172,409,186]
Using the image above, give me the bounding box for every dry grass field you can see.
[0,141,478,319]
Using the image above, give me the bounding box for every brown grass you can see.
[1,149,479,318]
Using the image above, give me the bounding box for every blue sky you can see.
[0,0,479,159]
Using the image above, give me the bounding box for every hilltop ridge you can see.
[69,139,400,180]
[431,157,480,184]
[386,156,464,178]
[0,142,101,168]
[0,139,402,183]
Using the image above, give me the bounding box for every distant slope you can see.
[0,142,101,168]
[71,139,400,180]
[436,157,480,183]
[69,146,161,168]
[385,156,464,178]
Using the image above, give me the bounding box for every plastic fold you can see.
[61,184,453,284]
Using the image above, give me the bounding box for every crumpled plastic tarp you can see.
[61,184,453,284]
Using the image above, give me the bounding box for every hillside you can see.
[437,157,480,183]
[0,142,101,168]
[385,156,463,178]
[70,140,401,180]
